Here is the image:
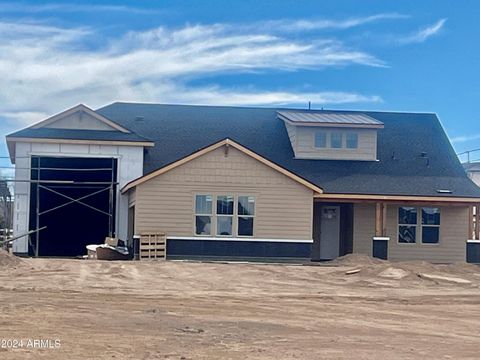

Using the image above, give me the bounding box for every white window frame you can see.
[330,132,343,149]
[312,130,360,150]
[345,132,358,149]
[397,206,441,245]
[237,195,255,237]
[215,194,235,237]
[194,194,213,236]
[314,131,327,148]
[420,207,441,245]
[397,206,418,244]
[193,194,256,237]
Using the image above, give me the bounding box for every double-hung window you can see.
[398,207,417,243]
[195,195,212,235]
[421,208,440,244]
[398,206,440,244]
[216,195,234,236]
[194,195,255,237]
[238,196,255,236]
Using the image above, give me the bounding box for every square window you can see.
[399,225,416,243]
[217,216,232,236]
[422,207,440,225]
[330,133,343,148]
[315,131,327,148]
[422,226,439,244]
[195,216,211,235]
[217,195,233,215]
[346,132,358,149]
[238,217,254,236]
[398,207,417,225]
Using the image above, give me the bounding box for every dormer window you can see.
[314,131,327,148]
[278,110,384,161]
[346,132,358,149]
[314,131,359,150]
[331,133,343,148]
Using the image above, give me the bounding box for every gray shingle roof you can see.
[94,102,480,198]
[6,128,153,143]
[278,111,383,126]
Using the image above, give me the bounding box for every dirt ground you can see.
[0,252,480,359]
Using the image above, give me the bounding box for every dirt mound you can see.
[333,253,386,266]
[0,249,27,268]
[334,255,478,287]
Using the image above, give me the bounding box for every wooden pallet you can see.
[139,233,166,260]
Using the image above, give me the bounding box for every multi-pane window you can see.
[346,132,358,149]
[216,195,234,236]
[421,208,440,244]
[238,196,255,236]
[195,195,212,235]
[398,207,441,244]
[194,195,255,237]
[330,133,343,148]
[314,131,327,148]
[314,131,358,149]
[398,207,417,243]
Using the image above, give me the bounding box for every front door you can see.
[320,206,341,260]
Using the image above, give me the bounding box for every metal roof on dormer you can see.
[277,111,384,128]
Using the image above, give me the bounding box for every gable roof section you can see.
[97,103,480,198]
[121,138,323,194]
[6,104,155,162]
[31,104,131,133]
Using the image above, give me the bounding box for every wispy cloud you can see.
[451,133,480,144]
[399,18,447,44]
[260,13,408,32]
[0,2,161,14]
[0,19,384,127]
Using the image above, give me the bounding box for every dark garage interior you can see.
[29,156,117,257]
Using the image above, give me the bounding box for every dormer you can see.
[278,111,384,161]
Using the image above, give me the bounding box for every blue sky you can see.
[1,0,479,164]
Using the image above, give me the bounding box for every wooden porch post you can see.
[468,205,474,240]
[375,202,382,237]
[382,203,387,237]
[475,204,480,240]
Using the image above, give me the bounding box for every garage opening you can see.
[28,156,117,257]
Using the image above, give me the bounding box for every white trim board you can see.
[166,236,313,243]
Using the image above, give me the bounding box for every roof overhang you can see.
[278,111,384,129]
[121,138,324,194]
[314,193,480,204]
[281,118,385,129]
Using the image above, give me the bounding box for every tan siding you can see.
[135,146,313,240]
[353,203,469,263]
[285,122,297,154]
[294,126,377,161]
[353,204,374,255]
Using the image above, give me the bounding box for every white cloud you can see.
[0,19,385,128]
[451,133,480,144]
[0,2,161,14]
[399,18,447,44]
[259,13,408,32]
